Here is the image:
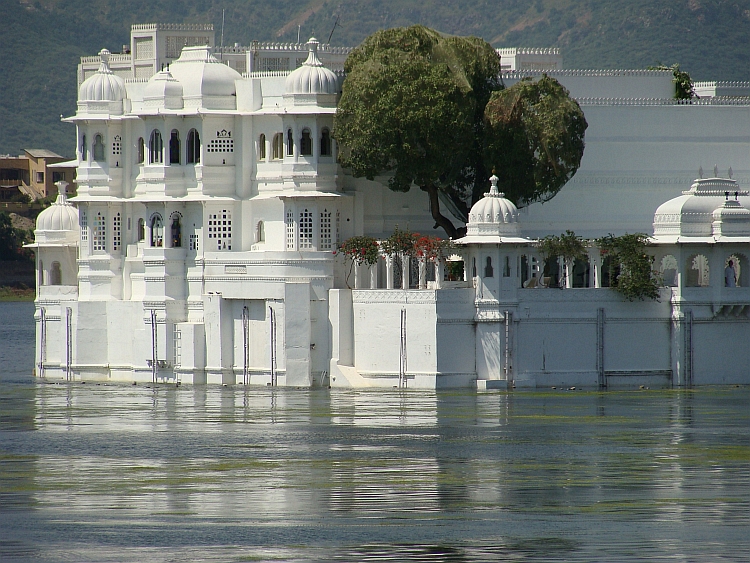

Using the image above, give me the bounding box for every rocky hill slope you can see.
[2,0,749,157]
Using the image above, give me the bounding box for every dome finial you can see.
[486,172,503,198]
[98,48,113,74]
[55,180,69,201]
[302,37,324,67]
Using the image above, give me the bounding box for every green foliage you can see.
[0,212,33,261]
[596,233,660,301]
[647,63,695,99]
[335,26,484,193]
[539,230,587,262]
[484,76,588,206]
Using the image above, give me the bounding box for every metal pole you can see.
[66,307,72,381]
[598,308,605,388]
[399,308,407,388]
[39,307,46,378]
[151,309,158,383]
[504,310,512,384]
[269,306,277,386]
[242,306,249,385]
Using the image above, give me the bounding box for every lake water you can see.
[1,301,749,562]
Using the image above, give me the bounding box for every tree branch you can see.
[420,184,465,239]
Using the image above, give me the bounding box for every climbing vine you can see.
[596,233,660,301]
[648,63,695,100]
[538,230,587,263]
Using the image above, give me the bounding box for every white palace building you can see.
[30,24,750,389]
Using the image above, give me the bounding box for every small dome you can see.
[285,38,339,96]
[168,46,241,109]
[143,69,184,109]
[466,175,521,237]
[78,49,127,103]
[712,197,750,237]
[35,182,79,245]
[654,177,748,238]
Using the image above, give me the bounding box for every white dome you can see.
[285,38,339,96]
[143,69,184,109]
[168,46,241,109]
[78,49,127,103]
[34,182,79,245]
[466,175,521,237]
[712,197,750,237]
[653,177,748,238]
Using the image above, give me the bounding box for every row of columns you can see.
[351,254,446,290]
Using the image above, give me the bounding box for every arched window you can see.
[300,128,312,156]
[149,130,163,164]
[660,255,678,287]
[256,221,265,243]
[320,128,332,156]
[503,256,511,277]
[169,130,180,164]
[686,254,710,287]
[484,257,494,278]
[299,208,313,249]
[258,134,266,161]
[272,133,283,160]
[170,213,182,247]
[186,129,200,164]
[286,128,294,156]
[150,214,164,247]
[137,137,145,164]
[50,262,62,286]
[725,254,744,287]
[93,134,105,162]
[81,134,88,161]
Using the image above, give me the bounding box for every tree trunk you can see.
[421,184,465,239]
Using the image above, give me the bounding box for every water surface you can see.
[1,302,749,562]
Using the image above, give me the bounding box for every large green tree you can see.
[334,25,587,238]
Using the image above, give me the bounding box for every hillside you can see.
[2,0,750,157]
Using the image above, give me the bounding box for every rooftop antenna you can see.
[327,15,340,44]
[220,9,225,61]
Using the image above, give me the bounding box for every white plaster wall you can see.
[520,104,750,238]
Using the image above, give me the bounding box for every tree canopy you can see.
[484,76,588,206]
[334,25,587,238]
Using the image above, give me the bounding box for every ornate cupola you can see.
[33,182,79,245]
[283,38,339,108]
[653,173,750,240]
[712,191,750,237]
[77,49,127,116]
[143,69,184,110]
[465,174,522,238]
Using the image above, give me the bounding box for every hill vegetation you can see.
[2,0,750,157]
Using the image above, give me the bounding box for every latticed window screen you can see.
[112,213,121,251]
[207,210,232,250]
[93,212,106,252]
[299,209,313,249]
[189,233,199,251]
[320,209,332,250]
[286,210,295,250]
[80,211,88,243]
[112,135,122,155]
[335,210,340,245]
